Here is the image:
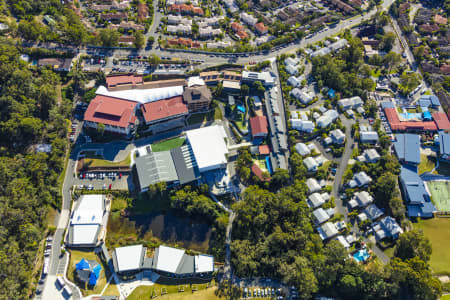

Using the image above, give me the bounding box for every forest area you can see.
[0,40,71,298]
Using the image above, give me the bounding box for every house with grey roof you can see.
[393,134,421,165]
[317,222,339,240]
[348,172,372,188]
[363,149,380,163]
[363,204,384,221]
[373,216,403,241]
[330,129,346,144]
[355,191,374,207]
[306,178,321,193]
[313,208,330,224]
[360,131,379,144]
[304,156,319,172]
[295,143,310,156]
[308,193,326,208]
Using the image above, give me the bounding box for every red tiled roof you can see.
[250,116,268,136]
[433,112,450,130]
[84,95,137,128]
[255,22,268,34]
[140,96,188,123]
[384,107,437,131]
[440,64,450,75]
[231,22,244,32]
[434,14,447,25]
[251,163,270,182]
[259,145,270,155]
[106,74,143,88]
[236,30,249,39]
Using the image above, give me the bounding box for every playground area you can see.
[426,181,450,212]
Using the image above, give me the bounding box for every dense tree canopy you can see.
[0,41,71,298]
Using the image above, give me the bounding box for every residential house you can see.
[338,96,363,111]
[37,58,73,72]
[348,172,372,188]
[223,71,241,81]
[240,12,257,26]
[330,129,345,144]
[236,30,249,40]
[360,131,379,144]
[290,88,313,104]
[308,193,326,208]
[363,204,384,221]
[317,222,339,240]
[167,24,192,34]
[291,119,315,133]
[306,178,321,193]
[231,22,244,32]
[222,80,241,94]
[363,148,381,163]
[200,71,220,85]
[316,110,339,128]
[254,22,268,35]
[295,143,310,156]
[304,156,319,172]
[241,71,275,87]
[287,76,303,87]
[313,208,330,224]
[199,27,222,38]
[373,217,403,241]
[223,0,239,12]
[118,35,135,45]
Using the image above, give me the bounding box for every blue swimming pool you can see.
[353,249,370,262]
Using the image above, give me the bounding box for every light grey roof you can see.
[113,245,146,273]
[135,150,179,190]
[439,132,450,156]
[309,193,325,208]
[355,191,373,206]
[363,204,384,221]
[313,208,330,224]
[306,178,321,193]
[360,131,379,142]
[295,143,310,156]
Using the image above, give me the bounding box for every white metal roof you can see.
[96,85,184,104]
[156,245,185,273]
[115,245,145,272]
[194,255,214,273]
[187,76,205,87]
[186,125,228,173]
[72,224,100,245]
[71,195,104,225]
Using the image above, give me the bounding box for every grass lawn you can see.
[102,280,120,296]
[371,68,381,78]
[67,250,108,296]
[418,154,435,174]
[127,283,216,300]
[414,218,450,275]
[83,153,131,168]
[383,246,395,258]
[151,137,185,152]
[441,295,450,300]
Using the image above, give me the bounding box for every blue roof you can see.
[328,89,335,98]
[423,111,432,120]
[381,101,395,109]
[393,134,421,164]
[89,264,101,286]
[439,132,450,156]
[400,166,436,217]
[76,258,90,270]
[265,156,273,174]
[421,95,431,100]
[237,105,245,113]
[430,95,440,106]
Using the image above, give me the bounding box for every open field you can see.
[151,137,185,152]
[102,280,120,296]
[127,282,215,300]
[414,218,450,275]
[427,181,450,212]
[67,250,108,296]
[418,154,435,174]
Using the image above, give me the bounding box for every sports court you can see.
[427,181,450,212]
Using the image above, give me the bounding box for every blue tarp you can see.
[89,264,101,286]
[76,258,90,270]
[423,111,432,120]
[328,88,335,98]
[265,156,273,175]
[237,105,245,114]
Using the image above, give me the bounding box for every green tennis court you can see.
[427,181,450,212]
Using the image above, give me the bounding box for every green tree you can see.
[395,229,432,262]
[373,172,397,208]
[379,32,396,51]
[98,29,120,47]
[133,31,145,49]
[270,169,290,189]
[240,84,249,96]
